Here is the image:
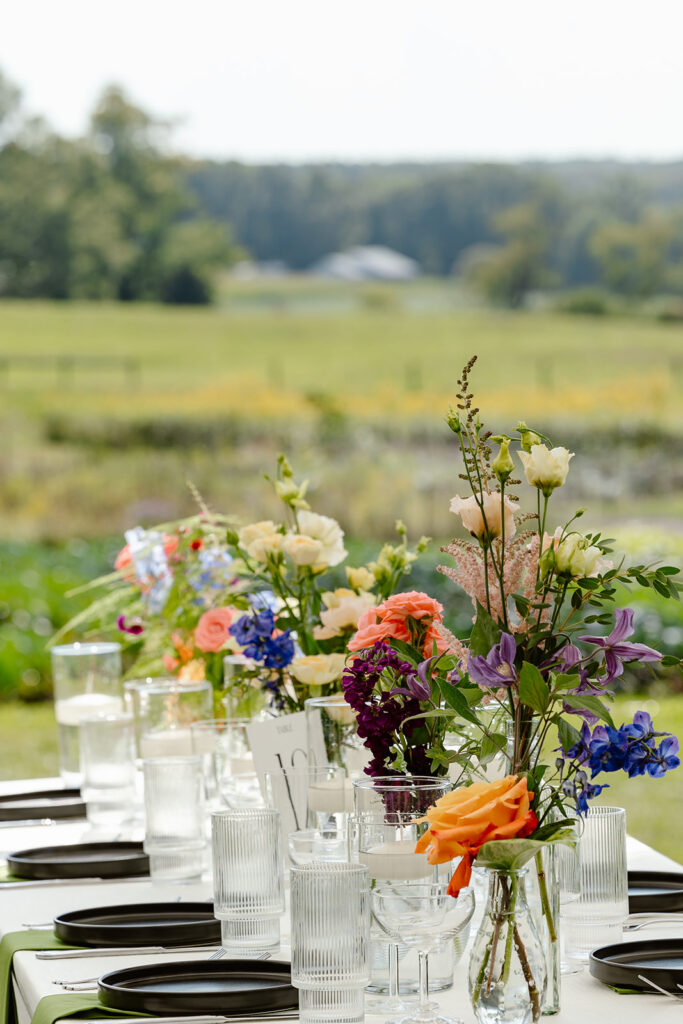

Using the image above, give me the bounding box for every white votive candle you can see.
[54,692,123,725]
[307,777,354,814]
[139,727,194,757]
[359,839,431,881]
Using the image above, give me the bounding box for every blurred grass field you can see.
[1,695,681,861]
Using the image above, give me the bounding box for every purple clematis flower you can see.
[391,657,434,701]
[468,632,517,689]
[578,608,662,684]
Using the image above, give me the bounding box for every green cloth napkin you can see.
[31,995,151,1024]
[0,866,24,883]
[0,932,79,1024]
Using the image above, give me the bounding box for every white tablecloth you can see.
[2,779,682,1024]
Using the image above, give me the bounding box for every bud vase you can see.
[468,866,546,1024]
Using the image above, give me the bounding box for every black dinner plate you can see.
[628,870,683,914]
[590,938,683,993]
[7,842,149,880]
[0,788,85,822]
[54,902,220,947]
[98,959,297,1015]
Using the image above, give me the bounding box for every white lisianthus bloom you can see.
[554,533,604,578]
[345,566,376,592]
[449,492,518,542]
[248,532,284,562]
[289,653,348,686]
[518,444,574,495]
[297,511,347,567]
[313,588,376,640]
[282,533,323,565]
[238,520,279,551]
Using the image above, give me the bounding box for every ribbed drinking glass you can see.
[211,807,285,953]
[562,805,628,961]
[143,755,205,881]
[291,862,370,1024]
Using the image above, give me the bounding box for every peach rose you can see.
[115,533,179,579]
[194,607,235,653]
[415,775,537,896]
[450,492,518,542]
[348,591,448,656]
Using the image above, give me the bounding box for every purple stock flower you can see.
[578,608,662,684]
[468,632,517,689]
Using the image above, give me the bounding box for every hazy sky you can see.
[3,0,683,163]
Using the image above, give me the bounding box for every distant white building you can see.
[310,245,420,281]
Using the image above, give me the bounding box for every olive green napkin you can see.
[30,995,151,1024]
[0,932,78,1024]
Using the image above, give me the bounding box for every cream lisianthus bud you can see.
[289,653,347,686]
[516,421,544,453]
[554,533,603,578]
[248,532,284,562]
[450,492,518,543]
[492,439,514,483]
[282,533,323,565]
[346,566,375,591]
[518,444,574,496]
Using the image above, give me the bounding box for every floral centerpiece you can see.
[342,356,681,1022]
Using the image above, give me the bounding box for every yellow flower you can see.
[346,566,375,591]
[290,653,347,686]
[313,588,376,640]
[282,533,323,565]
[518,444,574,495]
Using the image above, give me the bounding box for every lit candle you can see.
[359,839,431,881]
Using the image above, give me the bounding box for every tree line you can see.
[4,68,683,306]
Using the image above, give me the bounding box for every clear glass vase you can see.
[468,867,547,1024]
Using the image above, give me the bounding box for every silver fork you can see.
[625,915,683,932]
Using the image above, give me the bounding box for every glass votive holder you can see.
[291,862,370,1024]
[264,764,351,831]
[211,808,285,953]
[562,805,628,961]
[190,719,253,809]
[79,712,136,826]
[136,679,213,757]
[288,828,348,866]
[352,775,451,816]
[51,642,123,784]
[222,654,271,719]
[143,756,206,882]
[221,772,266,810]
[304,694,370,777]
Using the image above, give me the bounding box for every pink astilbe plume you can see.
[433,622,470,668]
[438,531,539,629]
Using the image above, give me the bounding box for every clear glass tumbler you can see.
[291,862,370,1024]
[143,755,206,881]
[562,805,628,961]
[190,718,253,809]
[264,765,350,847]
[211,807,285,953]
[136,679,213,757]
[79,712,136,826]
[352,775,452,816]
[51,642,122,784]
[288,828,348,866]
[304,694,370,777]
[221,772,266,810]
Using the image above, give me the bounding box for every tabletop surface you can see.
[2,777,682,1024]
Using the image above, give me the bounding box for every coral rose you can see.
[194,607,235,653]
[347,591,448,657]
[415,775,537,896]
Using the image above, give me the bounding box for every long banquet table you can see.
[1,777,682,1024]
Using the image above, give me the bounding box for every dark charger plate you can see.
[590,938,683,993]
[628,870,683,914]
[54,902,220,948]
[8,842,149,880]
[98,960,298,1015]
[0,788,85,822]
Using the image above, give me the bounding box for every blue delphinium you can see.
[229,609,294,670]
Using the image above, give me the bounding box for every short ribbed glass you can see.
[79,712,136,826]
[291,862,370,1024]
[562,806,628,960]
[142,756,205,882]
[211,808,285,952]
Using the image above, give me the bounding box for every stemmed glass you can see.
[372,883,475,1024]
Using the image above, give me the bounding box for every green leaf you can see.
[571,589,583,609]
[661,654,682,667]
[556,715,582,754]
[653,579,672,598]
[577,577,600,590]
[518,662,550,714]
[386,637,422,663]
[476,830,576,871]
[562,693,615,728]
[437,679,482,727]
[659,566,681,575]
[479,733,508,764]
[550,672,581,693]
[469,602,502,657]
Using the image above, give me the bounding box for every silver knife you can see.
[71,1017,298,1024]
[37,945,220,959]
[1,875,151,890]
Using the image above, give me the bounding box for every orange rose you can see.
[347,590,447,656]
[415,775,537,896]
[194,607,235,653]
